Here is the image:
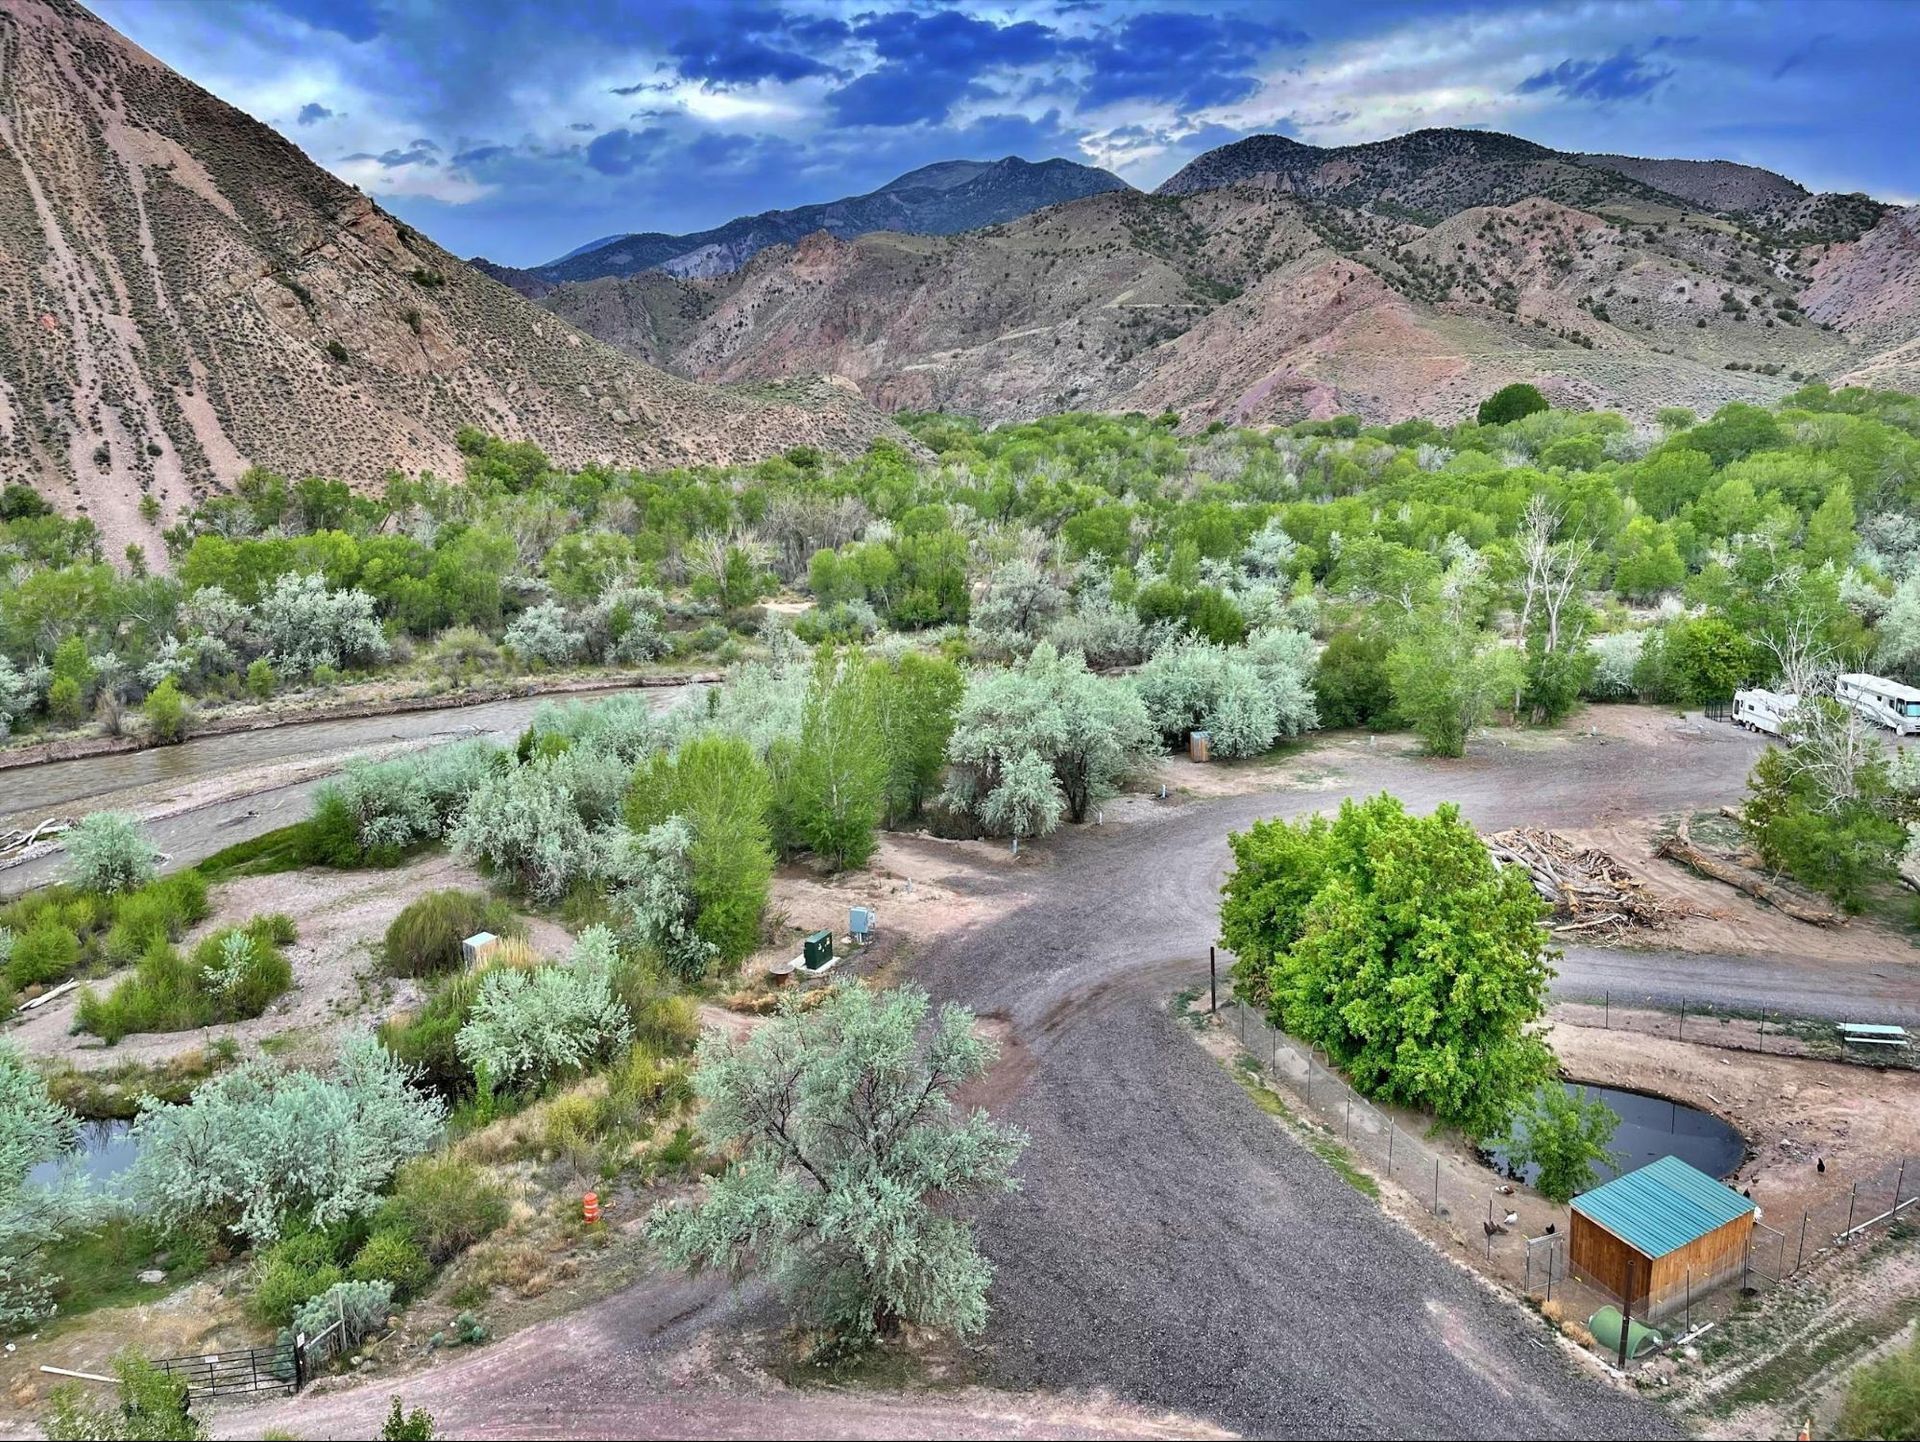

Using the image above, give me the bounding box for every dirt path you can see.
[21,704,1919,1438]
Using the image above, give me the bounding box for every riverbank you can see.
[0,667,719,773]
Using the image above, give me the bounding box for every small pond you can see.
[30,1118,138,1190]
[1488,1082,1745,1189]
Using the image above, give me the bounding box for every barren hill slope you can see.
[0,0,898,554]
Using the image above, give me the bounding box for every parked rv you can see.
[1731,688,1798,736]
[1835,673,1920,736]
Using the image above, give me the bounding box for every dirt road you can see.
[66,709,1920,1437]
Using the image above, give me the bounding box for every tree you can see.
[604,818,716,981]
[773,650,887,870]
[625,734,775,965]
[1220,795,1556,1138]
[1313,628,1394,729]
[1477,383,1549,427]
[502,601,584,667]
[871,652,963,827]
[967,557,1067,659]
[64,811,161,895]
[648,983,1027,1350]
[1503,1086,1619,1203]
[945,642,1154,833]
[1386,615,1519,757]
[1133,631,1317,758]
[452,748,625,901]
[142,676,189,744]
[255,571,388,677]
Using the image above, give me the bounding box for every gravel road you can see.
[101,711,1920,1435]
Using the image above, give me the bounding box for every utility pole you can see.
[1617,1255,1636,1370]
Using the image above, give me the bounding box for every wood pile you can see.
[1484,827,1675,935]
[1655,819,1840,927]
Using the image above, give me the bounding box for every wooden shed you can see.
[1568,1155,1755,1323]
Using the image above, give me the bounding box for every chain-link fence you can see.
[1209,976,1918,1361]
[1553,991,1916,1069]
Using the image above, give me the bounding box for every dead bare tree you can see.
[1512,495,1595,717]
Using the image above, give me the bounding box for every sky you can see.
[94,0,1920,269]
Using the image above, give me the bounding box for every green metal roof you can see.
[1571,1155,1754,1258]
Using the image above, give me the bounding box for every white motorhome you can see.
[1835,673,1920,736]
[1731,688,1799,736]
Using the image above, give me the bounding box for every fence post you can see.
[1387,1122,1394,1173]
[1896,1156,1908,1206]
[1433,1157,1440,1215]
[1678,999,1685,1041]
[1686,1267,1693,1333]
[1796,1210,1809,1270]
[1758,1011,1765,1053]
[1344,1095,1351,1141]
[1846,1183,1858,1237]
[1209,946,1216,1014]
[1239,1002,1245,1043]
[293,1333,305,1392]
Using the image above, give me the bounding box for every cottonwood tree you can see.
[1221,795,1556,1138]
[649,983,1026,1350]
[1504,1087,1619,1203]
[1512,496,1596,723]
[772,650,888,870]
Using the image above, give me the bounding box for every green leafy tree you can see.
[1386,615,1520,757]
[1503,1086,1619,1203]
[648,983,1027,1350]
[1220,795,1556,1138]
[142,676,189,744]
[1477,383,1549,427]
[1313,628,1394,729]
[773,650,888,870]
[872,652,963,827]
[625,734,774,964]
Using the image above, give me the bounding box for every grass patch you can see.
[74,915,297,1043]
[192,824,312,882]
[1227,1053,1379,1197]
[42,1048,236,1119]
[43,1221,212,1325]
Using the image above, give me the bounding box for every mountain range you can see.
[0,0,900,557]
[528,127,1918,430]
[473,156,1129,296]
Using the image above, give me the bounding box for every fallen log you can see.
[1655,820,1840,927]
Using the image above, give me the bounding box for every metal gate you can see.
[150,1340,296,1398]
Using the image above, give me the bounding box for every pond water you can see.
[30,1118,138,1190]
[1488,1083,1745,1188]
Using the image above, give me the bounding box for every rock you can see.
[138,1269,166,1284]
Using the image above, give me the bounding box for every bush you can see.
[143,677,189,744]
[7,919,79,989]
[250,1229,346,1325]
[348,1227,433,1300]
[245,658,276,699]
[455,928,631,1089]
[1312,628,1394,729]
[100,874,211,964]
[75,917,295,1042]
[383,891,514,978]
[291,1279,392,1347]
[129,1032,444,1244]
[64,813,161,896]
[374,1154,507,1265]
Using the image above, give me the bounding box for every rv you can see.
[1835,673,1920,736]
[1731,688,1799,737]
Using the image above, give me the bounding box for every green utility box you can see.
[802,930,834,971]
